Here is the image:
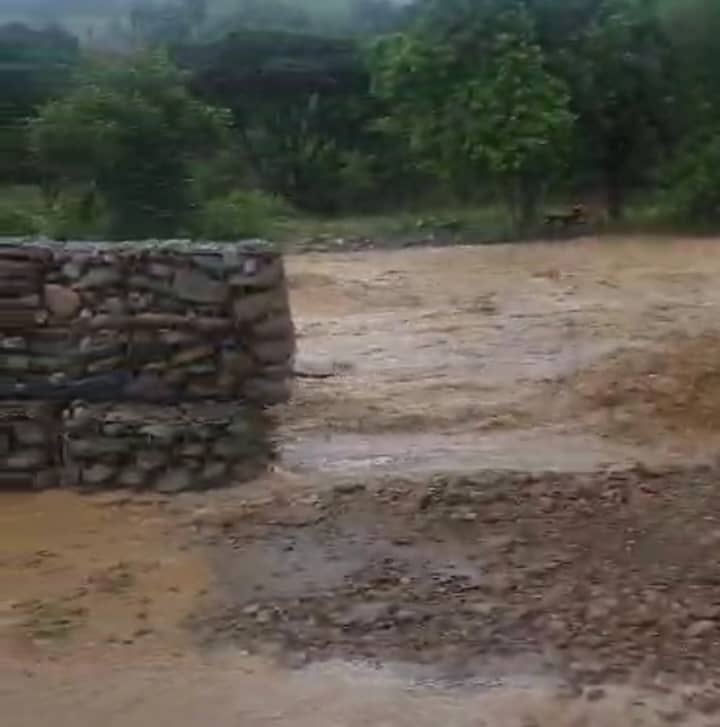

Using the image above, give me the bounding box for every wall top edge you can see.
[0,237,280,256]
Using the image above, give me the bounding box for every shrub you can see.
[196,189,292,240]
[0,187,44,236]
[31,53,227,239]
[666,133,720,223]
[41,190,110,240]
[0,202,40,236]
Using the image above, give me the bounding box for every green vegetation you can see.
[1,0,720,241]
[371,2,574,227]
[31,52,225,237]
[0,187,43,236]
[197,189,294,240]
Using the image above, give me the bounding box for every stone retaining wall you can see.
[0,241,294,403]
[63,402,272,492]
[0,240,294,492]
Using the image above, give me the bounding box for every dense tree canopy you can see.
[31,52,225,237]
[175,28,376,211]
[372,2,574,223]
[2,0,720,236]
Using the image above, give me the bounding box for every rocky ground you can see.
[6,236,720,725]
[193,466,720,688]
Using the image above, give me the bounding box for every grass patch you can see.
[595,201,720,237]
[195,189,295,240]
[5,184,716,245]
[0,185,45,236]
[273,205,514,247]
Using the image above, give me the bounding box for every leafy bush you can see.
[41,190,110,240]
[666,134,720,222]
[31,53,228,239]
[335,150,379,211]
[0,186,45,236]
[0,185,112,240]
[370,5,574,227]
[0,201,41,236]
[196,189,292,240]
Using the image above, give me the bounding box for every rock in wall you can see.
[0,401,60,490]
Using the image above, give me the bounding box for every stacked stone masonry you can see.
[0,240,294,492]
[63,402,272,493]
[0,401,61,490]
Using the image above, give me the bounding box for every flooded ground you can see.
[6,236,720,725]
[285,236,720,469]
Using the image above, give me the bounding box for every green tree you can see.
[31,52,226,238]
[657,1,720,138]
[654,0,720,223]
[568,0,673,219]
[659,0,720,99]
[371,2,574,225]
[666,133,720,223]
[177,28,379,212]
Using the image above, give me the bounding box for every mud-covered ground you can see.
[6,236,720,726]
[197,467,720,683]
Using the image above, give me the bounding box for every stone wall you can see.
[0,240,294,492]
[0,241,294,403]
[63,402,272,492]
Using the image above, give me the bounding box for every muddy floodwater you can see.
[6,236,720,725]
